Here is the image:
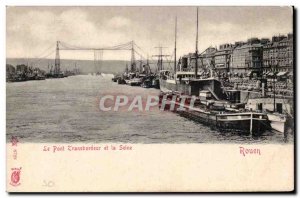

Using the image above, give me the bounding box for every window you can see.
[276,103,283,114]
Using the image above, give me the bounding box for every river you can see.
[6,75,292,144]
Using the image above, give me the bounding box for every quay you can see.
[109,11,293,136]
[6,18,293,136]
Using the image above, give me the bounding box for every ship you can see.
[267,113,287,133]
[111,75,121,82]
[159,10,224,98]
[159,90,269,135]
[128,76,143,86]
[242,61,293,134]
[158,8,270,135]
[245,96,292,133]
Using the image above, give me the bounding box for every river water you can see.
[6,75,293,144]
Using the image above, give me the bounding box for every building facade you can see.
[263,34,293,74]
[214,44,233,74]
[198,47,217,69]
[230,38,263,77]
[181,47,217,73]
[179,33,293,79]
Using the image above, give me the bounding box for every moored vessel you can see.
[158,91,269,135]
[157,8,271,135]
[267,113,286,133]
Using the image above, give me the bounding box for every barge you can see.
[159,92,269,135]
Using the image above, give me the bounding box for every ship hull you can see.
[216,118,267,135]
[178,110,268,135]
[129,82,141,86]
[159,77,224,98]
[159,97,269,135]
[159,78,190,94]
[267,113,286,133]
[152,78,160,89]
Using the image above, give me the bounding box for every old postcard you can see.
[6,6,294,192]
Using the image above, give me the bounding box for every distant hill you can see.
[6,58,173,74]
[6,58,130,74]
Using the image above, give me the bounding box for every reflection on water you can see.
[6,75,293,144]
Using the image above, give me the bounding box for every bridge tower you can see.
[54,41,60,75]
[94,50,103,73]
[130,41,136,72]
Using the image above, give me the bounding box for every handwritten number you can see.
[43,180,55,187]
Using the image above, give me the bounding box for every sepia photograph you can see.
[5,5,295,192]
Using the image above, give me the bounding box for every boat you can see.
[216,112,268,135]
[158,91,269,135]
[124,71,146,86]
[244,96,293,133]
[128,77,142,86]
[112,75,121,82]
[117,77,126,84]
[267,113,287,133]
[159,70,223,97]
[123,72,135,84]
[159,11,225,100]
[152,76,160,89]
[157,9,270,135]
[35,74,46,80]
[141,79,152,88]
[27,73,36,80]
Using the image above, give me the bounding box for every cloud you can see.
[106,16,131,28]
[7,8,132,59]
[6,7,293,60]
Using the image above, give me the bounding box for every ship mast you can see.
[174,16,177,75]
[153,46,169,71]
[195,7,199,79]
[125,63,128,74]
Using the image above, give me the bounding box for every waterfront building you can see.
[262,33,293,76]
[214,44,233,75]
[178,53,194,72]
[181,47,217,73]
[198,47,217,69]
[179,33,293,80]
[230,38,263,77]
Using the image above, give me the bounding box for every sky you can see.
[6,6,293,61]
